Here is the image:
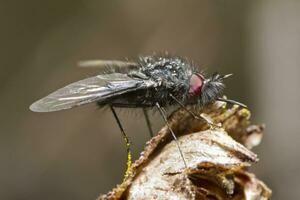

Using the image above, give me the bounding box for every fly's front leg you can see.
[169,94,222,128]
[156,102,187,168]
[199,113,222,129]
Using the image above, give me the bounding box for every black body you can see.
[30,53,245,174]
[100,55,193,107]
[30,54,227,112]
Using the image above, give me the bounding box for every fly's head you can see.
[188,72,232,106]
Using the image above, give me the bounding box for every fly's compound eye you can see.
[188,73,204,96]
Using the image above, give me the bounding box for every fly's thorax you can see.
[138,54,193,81]
[137,54,205,106]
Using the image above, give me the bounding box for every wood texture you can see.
[98,101,271,200]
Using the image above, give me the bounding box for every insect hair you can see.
[198,73,226,106]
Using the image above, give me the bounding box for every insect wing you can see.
[78,60,138,73]
[30,73,153,112]
[78,60,137,68]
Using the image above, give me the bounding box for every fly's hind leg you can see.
[169,94,222,128]
[110,105,132,180]
[142,108,154,138]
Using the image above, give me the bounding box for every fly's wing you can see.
[30,73,154,112]
[78,60,138,73]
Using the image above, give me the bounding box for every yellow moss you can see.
[240,108,251,118]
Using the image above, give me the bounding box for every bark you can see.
[98,101,271,200]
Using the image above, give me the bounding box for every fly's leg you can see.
[217,97,247,108]
[110,105,132,180]
[169,94,221,128]
[142,108,154,138]
[198,113,222,129]
[156,102,187,168]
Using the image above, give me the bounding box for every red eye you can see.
[188,73,204,96]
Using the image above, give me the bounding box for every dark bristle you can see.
[199,73,225,106]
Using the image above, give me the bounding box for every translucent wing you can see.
[30,73,154,112]
[78,60,138,71]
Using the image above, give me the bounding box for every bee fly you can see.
[30,53,246,178]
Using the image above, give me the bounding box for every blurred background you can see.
[1,0,299,199]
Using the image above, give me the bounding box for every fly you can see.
[30,53,246,178]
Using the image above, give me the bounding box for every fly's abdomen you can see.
[101,86,173,108]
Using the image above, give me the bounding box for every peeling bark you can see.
[98,101,271,200]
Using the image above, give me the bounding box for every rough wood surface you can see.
[98,101,271,200]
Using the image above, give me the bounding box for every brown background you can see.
[1,1,299,199]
